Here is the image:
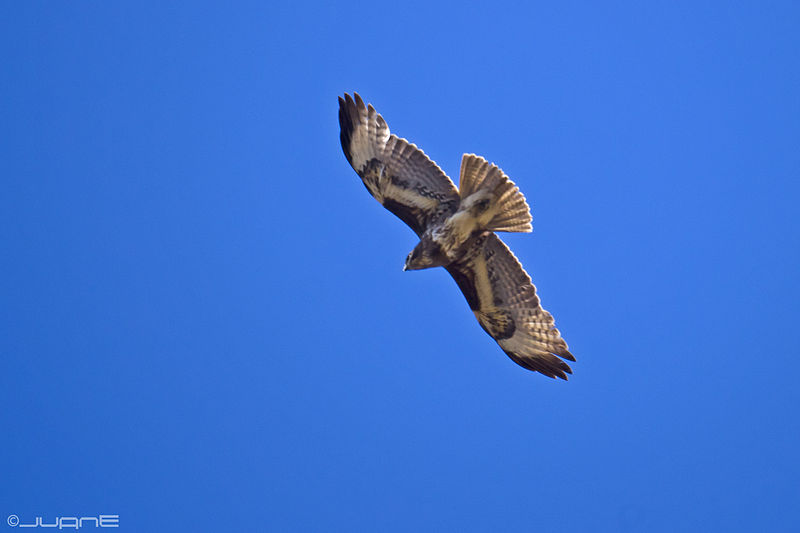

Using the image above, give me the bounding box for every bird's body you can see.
[408,187,510,270]
[338,93,575,379]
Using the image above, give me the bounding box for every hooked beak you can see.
[402,264,408,272]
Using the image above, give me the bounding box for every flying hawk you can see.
[338,93,575,379]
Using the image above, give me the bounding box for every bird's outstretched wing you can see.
[446,233,575,379]
[338,93,460,236]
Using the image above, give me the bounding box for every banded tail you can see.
[458,154,532,233]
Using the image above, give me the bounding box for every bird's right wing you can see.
[338,93,460,236]
[446,232,575,379]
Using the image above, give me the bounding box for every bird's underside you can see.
[338,92,575,379]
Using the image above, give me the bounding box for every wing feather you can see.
[339,93,460,235]
[446,233,574,379]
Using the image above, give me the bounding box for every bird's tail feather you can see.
[458,154,532,233]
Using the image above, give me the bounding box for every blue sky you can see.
[1,1,799,531]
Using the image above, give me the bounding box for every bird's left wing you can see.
[446,233,575,379]
[339,93,460,236]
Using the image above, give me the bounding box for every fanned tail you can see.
[458,154,532,233]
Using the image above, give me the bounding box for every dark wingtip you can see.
[503,348,574,381]
[552,362,572,381]
[560,348,576,362]
[338,93,357,164]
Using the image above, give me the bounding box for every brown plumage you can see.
[338,93,574,379]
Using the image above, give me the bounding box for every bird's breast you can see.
[433,212,481,263]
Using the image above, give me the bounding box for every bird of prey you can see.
[338,93,575,379]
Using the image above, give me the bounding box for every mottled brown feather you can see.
[338,93,460,236]
[447,233,574,379]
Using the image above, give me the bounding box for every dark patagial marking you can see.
[483,247,508,307]
[444,232,493,311]
[357,158,459,236]
[445,265,479,310]
[383,198,424,236]
[487,265,506,307]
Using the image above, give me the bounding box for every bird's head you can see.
[403,238,445,271]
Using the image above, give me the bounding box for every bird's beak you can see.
[402,264,408,272]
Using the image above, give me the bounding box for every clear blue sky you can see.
[2,1,799,531]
